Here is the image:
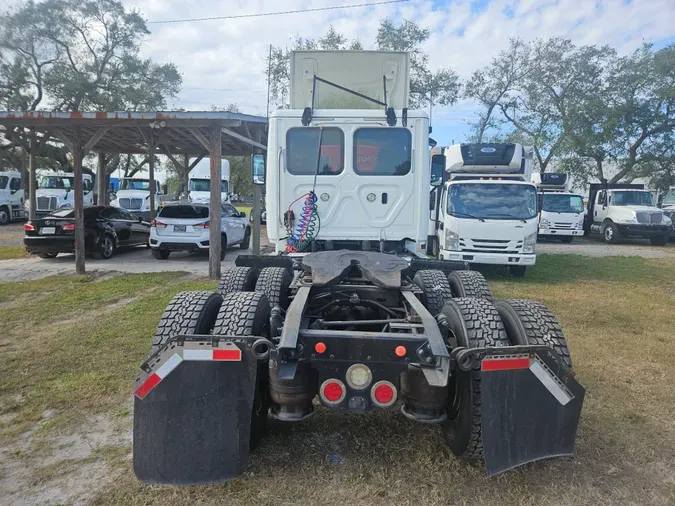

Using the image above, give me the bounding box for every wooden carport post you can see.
[28,130,37,221]
[97,153,106,205]
[208,124,223,280]
[72,128,85,275]
[188,124,222,280]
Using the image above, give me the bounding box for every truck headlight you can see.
[110,199,118,207]
[444,230,459,251]
[523,232,537,254]
[540,219,550,229]
[575,220,584,229]
[617,215,637,225]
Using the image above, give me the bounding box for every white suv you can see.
[149,202,250,260]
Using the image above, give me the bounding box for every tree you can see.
[0,0,181,112]
[266,21,458,111]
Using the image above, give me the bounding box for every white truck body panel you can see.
[266,108,430,254]
[34,171,94,215]
[290,51,410,110]
[187,158,231,204]
[435,144,537,269]
[0,171,26,223]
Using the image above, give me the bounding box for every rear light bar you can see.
[194,221,210,229]
[151,219,167,228]
[62,223,75,231]
[24,223,35,232]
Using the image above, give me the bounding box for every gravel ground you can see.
[537,235,675,258]
[0,223,25,246]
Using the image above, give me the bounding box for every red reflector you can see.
[374,384,394,404]
[323,382,343,402]
[213,348,242,361]
[135,373,161,399]
[24,223,35,231]
[481,357,531,372]
[315,342,326,354]
[62,223,75,231]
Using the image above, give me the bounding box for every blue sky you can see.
[126,0,675,145]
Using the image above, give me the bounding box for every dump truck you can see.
[132,51,585,485]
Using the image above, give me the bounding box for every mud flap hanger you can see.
[301,75,406,127]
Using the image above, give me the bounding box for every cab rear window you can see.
[353,128,412,176]
[158,205,209,219]
[286,128,344,176]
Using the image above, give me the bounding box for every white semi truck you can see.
[265,50,430,255]
[111,177,165,220]
[0,171,27,224]
[428,143,538,277]
[32,171,94,216]
[187,158,231,204]
[132,50,586,486]
[532,172,585,243]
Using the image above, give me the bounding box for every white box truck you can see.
[186,158,231,204]
[532,173,585,243]
[428,143,538,277]
[0,171,27,224]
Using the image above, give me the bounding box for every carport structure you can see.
[0,111,267,279]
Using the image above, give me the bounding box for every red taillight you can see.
[151,219,166,228]
[194,221,210,229]
[62,223,75,231]
[371,381,397,407]
[24,223,35,232]
[320,379,346,405]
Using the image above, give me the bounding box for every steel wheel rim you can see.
[605,228,612,240]
[0,211,8,224]
[102,237,113,257]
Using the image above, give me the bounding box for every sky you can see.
[124,0,675,146]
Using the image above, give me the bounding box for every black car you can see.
[24,206,150,259]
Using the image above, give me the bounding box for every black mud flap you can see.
[133,343,258,485]
[479,351,585,476]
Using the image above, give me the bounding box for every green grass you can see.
[0,245,28,260]
[1,257,675,506]
[234,203,253,216]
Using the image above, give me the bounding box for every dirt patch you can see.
[0,410,130,506]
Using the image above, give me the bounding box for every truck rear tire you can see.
[213,292,271,447]
[447,270,492,301]
[0,207,9,225]
[255,267,292,310]
[151,291,223,354]
[218,266,258,296]
[494,299,572,369]
[602,221,619,244]
[413,269,453,316]
[650,235,668,246]
[440,298,509,459]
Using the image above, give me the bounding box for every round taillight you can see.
[346,363,372,390]
[371,381,397,407]
[320,379,346,405]
[315,342,326,354]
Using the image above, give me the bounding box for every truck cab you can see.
[0,171,26,224]
[33,171,94,216]
[661,186,675,228]
[111,178,164,220]
[264,50,430,255]
[187,158,231,204]
[430,143,538,277]
[532,173,584,243]
[585,184,672,245]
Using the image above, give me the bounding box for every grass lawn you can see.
[0,245,29,260]
[1,255,674,505]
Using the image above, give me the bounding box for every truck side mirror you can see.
[252,154,265,185]
[431,154,445,187]
[429,193,435,211]
[162,184,168,195]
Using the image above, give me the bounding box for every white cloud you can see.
[123,0,675,139]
